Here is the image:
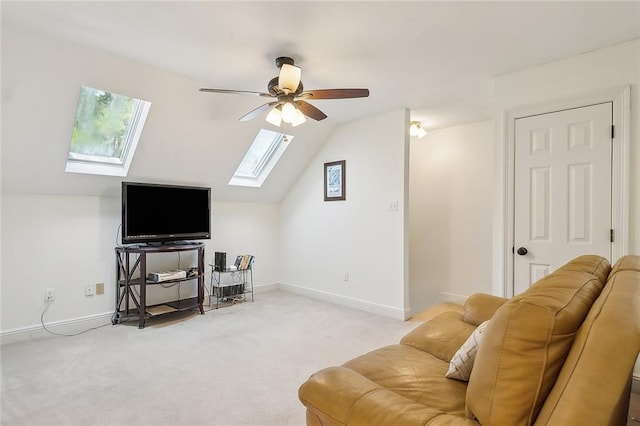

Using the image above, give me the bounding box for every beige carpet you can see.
[1,290,419,425]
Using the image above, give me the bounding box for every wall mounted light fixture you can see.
[409,121,427,138]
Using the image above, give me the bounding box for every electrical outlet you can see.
[44,288,55,302]
[85,284,95,297]
[95,283,104,295]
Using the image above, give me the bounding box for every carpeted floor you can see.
[1,290,419,425]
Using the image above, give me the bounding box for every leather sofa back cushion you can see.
[465,257,608,425]
[535,255,639,425]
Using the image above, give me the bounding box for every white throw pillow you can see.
[446,320,490,381]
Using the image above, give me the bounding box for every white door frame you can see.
[500,86,630,297]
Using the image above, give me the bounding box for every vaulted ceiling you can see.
[2,1,639,201]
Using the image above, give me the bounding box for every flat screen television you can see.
[122,182,211,245]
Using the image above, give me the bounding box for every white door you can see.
[513,102,612,295]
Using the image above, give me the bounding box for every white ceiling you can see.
[2,1,639,201]
[4,1,639,128]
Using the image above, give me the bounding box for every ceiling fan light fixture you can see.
[281,102,298,123]
[200,56,370,126]
[265,107,282,126]
[279,64,301,93]
[410,121,427,138]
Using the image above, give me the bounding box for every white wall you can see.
[209,201,279,290]
[0,193,280,338]
[279,109,410,319]
[1,194,119,334]
[492,38,640,296]
[409,121,494,315]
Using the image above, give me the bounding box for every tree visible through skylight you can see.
[66,86,150,176]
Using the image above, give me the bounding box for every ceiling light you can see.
[410,121,427,138]
[291,108,307,127]
[265,107,282,126]
[281,102,298,123]
[279,64,301,94]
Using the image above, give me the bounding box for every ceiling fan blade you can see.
[199,88,272,97]
[239,102,279,122]
[295,101,328,121]
[303,89,369,100]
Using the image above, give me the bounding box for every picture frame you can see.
[324,160,346,201]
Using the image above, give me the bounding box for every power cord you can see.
[40,301,112,337]
[115,223,123,248]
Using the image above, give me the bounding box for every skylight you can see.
[229,129,292,187]
[65,86,151,176]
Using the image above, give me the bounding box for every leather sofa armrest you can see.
[299,366,477,426]
[463,293,508,326]
[400,311,477,362]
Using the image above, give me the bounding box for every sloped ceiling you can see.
[2,1,639,201]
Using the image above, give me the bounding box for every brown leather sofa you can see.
[299,255,640,425]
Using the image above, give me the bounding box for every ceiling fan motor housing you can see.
[268,77,303,97]
[275,56,295,68]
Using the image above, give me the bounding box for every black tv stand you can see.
[113,243,205,329]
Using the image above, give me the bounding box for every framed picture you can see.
[324,160,346,201]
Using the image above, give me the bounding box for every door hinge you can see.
[611,125,615,139]
[610,229,614,243]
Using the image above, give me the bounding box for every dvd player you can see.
[148,269,187,282]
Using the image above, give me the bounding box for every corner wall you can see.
[278,109,410,320]
[409,120,494,314]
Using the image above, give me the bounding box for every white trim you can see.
[500,86,631,297]
[253,282,279,294]
[228,129,292,188]
[279,282,410,320]
[1,311,113,345]
[1,282,404,344]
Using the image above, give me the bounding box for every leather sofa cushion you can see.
[343,344,468,415]
[400,311,476,362]
[555,253,611,283]
[300,365,479,426]
[466,255,608,425]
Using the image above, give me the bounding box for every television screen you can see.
[122,182,211,245]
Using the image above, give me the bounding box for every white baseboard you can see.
[1,311,114,345]
[253,282,279,294]
[2,285,282,345]
[0,283,406,344]
[279,282,410,320]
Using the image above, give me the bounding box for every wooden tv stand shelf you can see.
[113,243,205,329]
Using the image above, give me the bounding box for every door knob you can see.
[517,247,528,256]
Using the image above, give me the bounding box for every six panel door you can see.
[513,102,612,295]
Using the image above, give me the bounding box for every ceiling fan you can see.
[199,56,369,127]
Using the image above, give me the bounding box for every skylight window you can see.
[65,86,151,176]
[229,129,292,187]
